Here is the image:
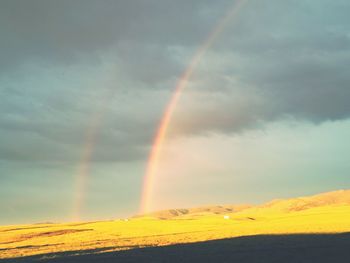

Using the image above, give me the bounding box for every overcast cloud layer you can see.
[1,0,350,163]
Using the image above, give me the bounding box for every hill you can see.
[1,189,350,261]
[260,189,350,212]
[138,189,350,219]
[138,204,252,219]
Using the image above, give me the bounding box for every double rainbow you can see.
[73,0,247,219]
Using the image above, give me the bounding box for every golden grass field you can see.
[1,190,350,260]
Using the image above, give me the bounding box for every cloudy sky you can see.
[1,0,350,224]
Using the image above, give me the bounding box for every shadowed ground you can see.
[3,233,350,263]
[2,191,350,262]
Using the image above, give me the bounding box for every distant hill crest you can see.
[138,189,350,219]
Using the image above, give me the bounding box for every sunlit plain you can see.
[1,190,350,260]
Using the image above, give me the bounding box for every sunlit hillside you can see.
[1,190,350,260]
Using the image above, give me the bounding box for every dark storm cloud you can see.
[0,0,350,162]
[0,0,228,72]
[170,0,350,135]
[0,66,165,162]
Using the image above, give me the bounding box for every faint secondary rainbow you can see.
[72,111,102,221]
[140,0,248,214]
[72,83,116,220]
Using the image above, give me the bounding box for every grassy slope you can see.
[1,190,350,259]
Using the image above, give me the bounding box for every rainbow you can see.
[140,0,247,214]
[72,110,104,221]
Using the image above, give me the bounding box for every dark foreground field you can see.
[2,233,350,263]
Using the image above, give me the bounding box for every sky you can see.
[1,0,350,225]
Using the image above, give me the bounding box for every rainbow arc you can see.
[139,0,247,214]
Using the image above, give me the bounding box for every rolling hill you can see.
[139,189,350,219]
[1,189,350,261]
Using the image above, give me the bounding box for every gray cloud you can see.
[1,0,350,163]
[0,63,167,162]
[169,0,350,135]
[0,0,229,72]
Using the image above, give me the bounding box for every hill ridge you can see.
[139,189,350,219]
